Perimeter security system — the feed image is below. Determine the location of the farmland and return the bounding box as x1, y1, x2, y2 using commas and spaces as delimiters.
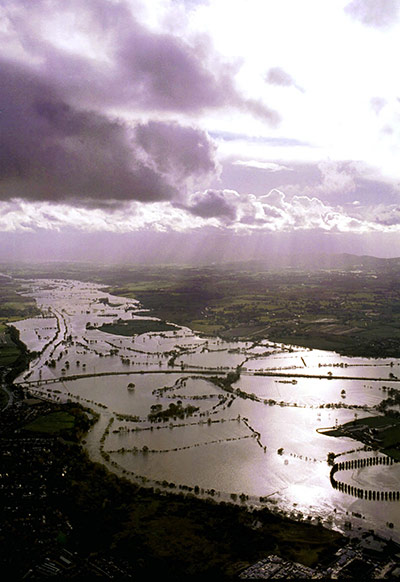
0, 274, 39, 367
3, 256, 400, 358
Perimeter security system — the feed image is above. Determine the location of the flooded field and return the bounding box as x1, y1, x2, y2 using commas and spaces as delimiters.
12, 278, 400, 541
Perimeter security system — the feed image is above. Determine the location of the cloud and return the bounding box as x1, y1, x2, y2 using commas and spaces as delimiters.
2, 0, 279, 122
0, 199, 209, 233
366, 205, 400, 226
274, 159, 400, 209
232, 160, 292, 172
182, 187, 385, 233
0, 0, 282, 208
1, 188, 398, 236
370, 97, 387, 114
278, 160, 358, 203
185, 189, 239, 220
317, 160, 356, 195
209, 132, 308, 147
345, 0, 400, 27
116, 21, 279, 121
254, 189, 376, 233
0, 60, 219, 206
265, 67, 304, 92
134, 121, 219, 191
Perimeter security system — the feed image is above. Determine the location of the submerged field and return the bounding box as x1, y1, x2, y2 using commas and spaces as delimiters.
6, 256, 400, 358
6, 272, 400, 546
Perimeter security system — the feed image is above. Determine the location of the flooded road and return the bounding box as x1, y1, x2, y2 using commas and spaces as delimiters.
12, 278, 400, 541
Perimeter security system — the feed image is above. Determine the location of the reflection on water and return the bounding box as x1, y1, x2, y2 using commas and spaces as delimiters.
12, 278, 400, 542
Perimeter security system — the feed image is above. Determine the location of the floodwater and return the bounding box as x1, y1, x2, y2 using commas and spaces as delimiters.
12, 278, 400, 541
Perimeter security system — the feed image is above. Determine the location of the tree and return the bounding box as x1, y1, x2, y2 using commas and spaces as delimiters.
327, 452, 336, 466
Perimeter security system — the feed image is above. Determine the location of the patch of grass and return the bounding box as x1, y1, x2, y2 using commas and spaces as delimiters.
23, 411, 75, 435
324, 415, 400, 459
0, 344, 21, 367
383, 448, 400, 461
97, 319, 177, 336
190, 320, 222, 334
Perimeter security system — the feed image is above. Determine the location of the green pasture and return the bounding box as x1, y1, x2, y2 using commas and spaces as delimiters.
23, 411, 75, 435
98, 319, 177, 336
0, 344, 21, 367
324, 415, 400, 459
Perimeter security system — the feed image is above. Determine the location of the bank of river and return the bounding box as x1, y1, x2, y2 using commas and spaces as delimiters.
12, 278, 400, 542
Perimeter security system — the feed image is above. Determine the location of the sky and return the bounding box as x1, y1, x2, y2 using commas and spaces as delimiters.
1, 0, 400, 263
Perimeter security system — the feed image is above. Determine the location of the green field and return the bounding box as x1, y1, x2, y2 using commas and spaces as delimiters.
97, 319, 177, 336
23, 411, 75, 435
323, 415, 400, 459
3, 256, 400, 357
0, 276, 40, 368
0, 342, 21, 367
102, 264, 400, 357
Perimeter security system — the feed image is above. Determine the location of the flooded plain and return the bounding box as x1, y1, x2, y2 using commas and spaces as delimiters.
12, 278, 400, 541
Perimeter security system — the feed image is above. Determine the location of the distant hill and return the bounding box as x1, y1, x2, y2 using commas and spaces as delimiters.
215, 253, 400, 272
2, 253, 400, 280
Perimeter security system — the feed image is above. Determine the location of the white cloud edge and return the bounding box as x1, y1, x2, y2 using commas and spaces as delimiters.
1, 191, 399, 235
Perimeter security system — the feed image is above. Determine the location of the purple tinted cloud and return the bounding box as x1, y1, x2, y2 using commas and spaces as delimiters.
265, 67, 296, 87
209, 132, 308, 147
116, 13, 278, 119
135, 121, 218, 184
117, 25, 230, 112
0, 60, 219, 206
265, 67, 303, 92
186, 189, 238, 220
370, 97, 387, 114
370, 205, 400, 226
5, 0, 279, 121
0, 0, 281, 208
179, 186, 378, 234
345, 0, 400, 27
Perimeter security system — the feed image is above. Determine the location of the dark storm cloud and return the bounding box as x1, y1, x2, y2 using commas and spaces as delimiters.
110, 20, 279, 121
4, 0, 279, 122
134, 121, 218, 181
117, 25, 229, 112
0, 60, 219, 206
0, 0, 281, 206
345, 0, 400, 27
185, 189, 238, 220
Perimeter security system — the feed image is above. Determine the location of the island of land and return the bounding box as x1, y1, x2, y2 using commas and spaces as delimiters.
321, 415, 400, 461
95, 318, 177, 336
